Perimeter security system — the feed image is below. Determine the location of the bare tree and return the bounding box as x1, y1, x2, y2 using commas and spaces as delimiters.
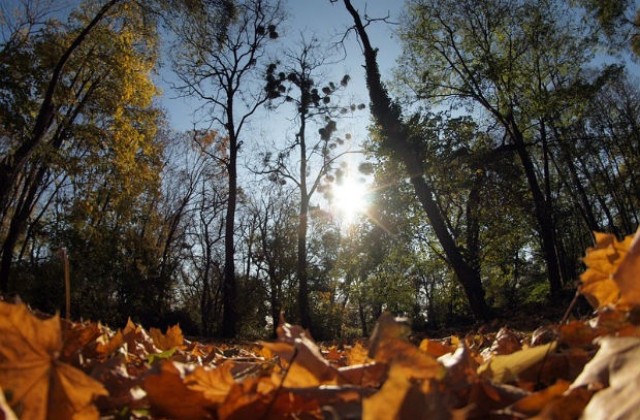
173, 0, 284, 337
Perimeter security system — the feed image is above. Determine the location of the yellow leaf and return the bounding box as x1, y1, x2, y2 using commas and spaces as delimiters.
478, 342, 557, 383
0, 302, 107, 419
580, 232, 632, 309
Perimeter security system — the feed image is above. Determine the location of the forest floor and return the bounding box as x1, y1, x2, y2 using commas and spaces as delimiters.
1, 231, 639, 419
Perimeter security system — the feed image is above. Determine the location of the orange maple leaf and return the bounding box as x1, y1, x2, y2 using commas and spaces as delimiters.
580, 232, 634, 309
0, 302, 107, 419
149, 324, 185, 351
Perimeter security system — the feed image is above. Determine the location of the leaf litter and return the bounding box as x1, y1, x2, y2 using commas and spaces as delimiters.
1, 228, 640, 419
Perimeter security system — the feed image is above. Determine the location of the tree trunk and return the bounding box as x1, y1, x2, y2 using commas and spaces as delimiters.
297, 109, 312, 330
506, 116, 563, 298
343, 0, 490, 320
221, 128, 238, 338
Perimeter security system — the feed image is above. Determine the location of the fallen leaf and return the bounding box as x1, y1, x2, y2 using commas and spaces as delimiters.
532, 386, 593, 420
143, 360, 215, 419
505, 379, 569, 417
489, 327, 522, 355
0, 302, 107, 420
368, 313, 444, 381
185, 361, 236, 404
362, 365, 448, 420
149, 324, 185, 351
419, 338, 456, 358
478, 342, 557, 384
367, 312, 411, 359
60, 320, 102, 363
571, 336, 640, 388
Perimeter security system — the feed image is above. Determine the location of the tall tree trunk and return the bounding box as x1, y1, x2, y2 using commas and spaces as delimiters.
297, 115, 312, 330
342, 0, 490, 320
222, 138, 238, 338
506, 116, 563, 298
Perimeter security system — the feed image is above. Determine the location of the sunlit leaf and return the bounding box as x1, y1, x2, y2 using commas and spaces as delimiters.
580, 232, 633, 309
478, 342, 557, 383
0, 302, 107, 419
143, 361, 215, 419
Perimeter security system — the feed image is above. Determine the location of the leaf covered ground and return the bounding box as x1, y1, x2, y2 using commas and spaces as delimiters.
1, 229, 640, 419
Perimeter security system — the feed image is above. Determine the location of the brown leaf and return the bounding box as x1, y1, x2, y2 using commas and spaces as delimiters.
60, 320, 102, 363
185, 361, 236, 404
532, 386, 593, 420
419, 338, 456, 358
505, 379, 569, 417
368, 313, 444, 381
149, 324, 185, 351
489, 327, 522, 355
279, 336, 339, 387
362, 365, 449, 420
0, 302, 107, 420
143, 360, 215, 419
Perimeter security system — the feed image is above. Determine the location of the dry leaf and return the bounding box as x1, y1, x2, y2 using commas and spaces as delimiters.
505, 379, 569, 417
143, 360, 215, 419
149, 324, 185, 351
478, 342, 557, 383
185, 362, 236, 404
0, 302, 107, 420
580, 232, 633, 309
419, 338, 456, 358
489, 327, 522, 355
362, 365, 448, 420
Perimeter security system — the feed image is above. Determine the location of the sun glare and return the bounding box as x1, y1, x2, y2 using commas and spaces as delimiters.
332, 177, 369, 224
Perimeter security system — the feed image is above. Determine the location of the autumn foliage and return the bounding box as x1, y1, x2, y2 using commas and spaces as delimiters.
1, 230, 640, 419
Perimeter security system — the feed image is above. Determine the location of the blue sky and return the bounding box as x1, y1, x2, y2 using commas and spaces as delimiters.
156, 0, 405, 134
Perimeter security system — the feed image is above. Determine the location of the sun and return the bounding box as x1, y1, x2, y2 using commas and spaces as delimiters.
332, 176, 369, 224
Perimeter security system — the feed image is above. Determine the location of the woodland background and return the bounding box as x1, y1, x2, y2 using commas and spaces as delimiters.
1, 0, 639, 340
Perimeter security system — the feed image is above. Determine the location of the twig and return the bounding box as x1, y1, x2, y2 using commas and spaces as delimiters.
560, 289, 580, 325
60, 248, 70, 320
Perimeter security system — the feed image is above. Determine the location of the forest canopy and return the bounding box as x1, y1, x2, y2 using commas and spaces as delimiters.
0, 0, 639, 340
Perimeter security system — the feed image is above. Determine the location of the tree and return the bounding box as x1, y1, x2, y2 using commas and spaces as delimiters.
340, 0, 491, 320
396, 0, 613, 299
260, 36, 360, 331
173, 0, 284, 337
0, 0, 161, 292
